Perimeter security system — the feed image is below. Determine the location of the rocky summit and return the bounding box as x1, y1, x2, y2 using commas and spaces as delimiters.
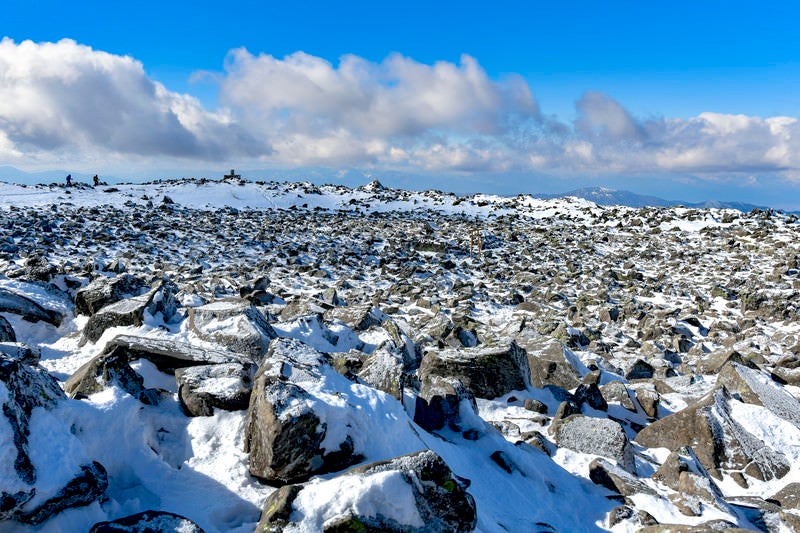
0, 177, 799, 532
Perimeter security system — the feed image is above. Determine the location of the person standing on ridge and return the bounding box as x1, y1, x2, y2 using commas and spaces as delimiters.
93, 175, 100, 187
65, 174, 72, 187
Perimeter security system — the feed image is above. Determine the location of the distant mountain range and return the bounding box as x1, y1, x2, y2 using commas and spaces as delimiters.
0, 166, 771, 212
535, 187, 768, 212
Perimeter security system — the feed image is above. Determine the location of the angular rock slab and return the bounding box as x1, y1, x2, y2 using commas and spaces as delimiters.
74, 273, 149, 316
256, 450, 477, 533
636, 387, 790, 481
0, 286, 64, 326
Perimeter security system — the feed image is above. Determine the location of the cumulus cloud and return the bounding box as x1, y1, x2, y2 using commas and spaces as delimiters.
0, 38, 798, 183
0, 38, 265, 165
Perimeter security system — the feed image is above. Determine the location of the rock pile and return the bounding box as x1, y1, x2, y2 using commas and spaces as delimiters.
0, 179, 799, 531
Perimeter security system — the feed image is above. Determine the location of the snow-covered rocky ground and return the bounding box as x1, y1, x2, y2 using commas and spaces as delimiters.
1, 177, 799, 532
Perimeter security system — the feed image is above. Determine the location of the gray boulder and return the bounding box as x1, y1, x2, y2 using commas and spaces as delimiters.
102, 334, 251, 370
0, 342, 40, 365
176, 362, 256, 416
80, 289, 155, 344
517, 336, 585, 390
325, 303, 388, 331
555, 415, 636, 473
416, 341, 528, 400
636, 387, 791, 481
414, 375, 478, 433
64, 345, 160, 405
255, 450, 476, 533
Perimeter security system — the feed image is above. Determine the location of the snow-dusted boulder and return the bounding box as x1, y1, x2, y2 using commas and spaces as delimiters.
64, 344, 160, 405
556, 415, 636, 473
74, 273, 149, 316
88, 510, 205, 533
189, 299, 277, 360
0, 342, 40, 365
176, 362, 256, 416
1, 355, 108, 524
255, 450, 477, 532
103, 334, 252, 369
413, 375, 478, 433
244, 338, 423, 484
518, 336, 586, 390
325, 303, 387, 332
80, 289, 155, 344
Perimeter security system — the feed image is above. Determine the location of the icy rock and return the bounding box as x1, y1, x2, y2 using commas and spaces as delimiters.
255, 450, 476, 533
416, 341, 529, 400
88, 510, 205, 532
188, 299, 277, 360
146, 278, 180, 323
175, 362, 256, 416
651, 446, 731, 517
0, 286, 64, 326
555, 415, 636, 473
0, 314, 15, 342
74, 273, 149, 316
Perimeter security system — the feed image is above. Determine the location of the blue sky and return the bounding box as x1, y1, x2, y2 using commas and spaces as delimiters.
2, 0, 800, 207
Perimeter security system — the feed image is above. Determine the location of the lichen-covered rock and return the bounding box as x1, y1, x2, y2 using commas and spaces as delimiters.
88, 510, 205, 532
176, 362, 256, 416
255, 450, 476, 533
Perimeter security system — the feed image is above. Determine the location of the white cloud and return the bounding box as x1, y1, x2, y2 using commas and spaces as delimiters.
0, 38, 798, 185
0, 38, 264, 166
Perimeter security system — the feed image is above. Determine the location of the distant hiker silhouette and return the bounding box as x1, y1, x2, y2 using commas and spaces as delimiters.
93, 175, 100, 186
65, 174, 72, 187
